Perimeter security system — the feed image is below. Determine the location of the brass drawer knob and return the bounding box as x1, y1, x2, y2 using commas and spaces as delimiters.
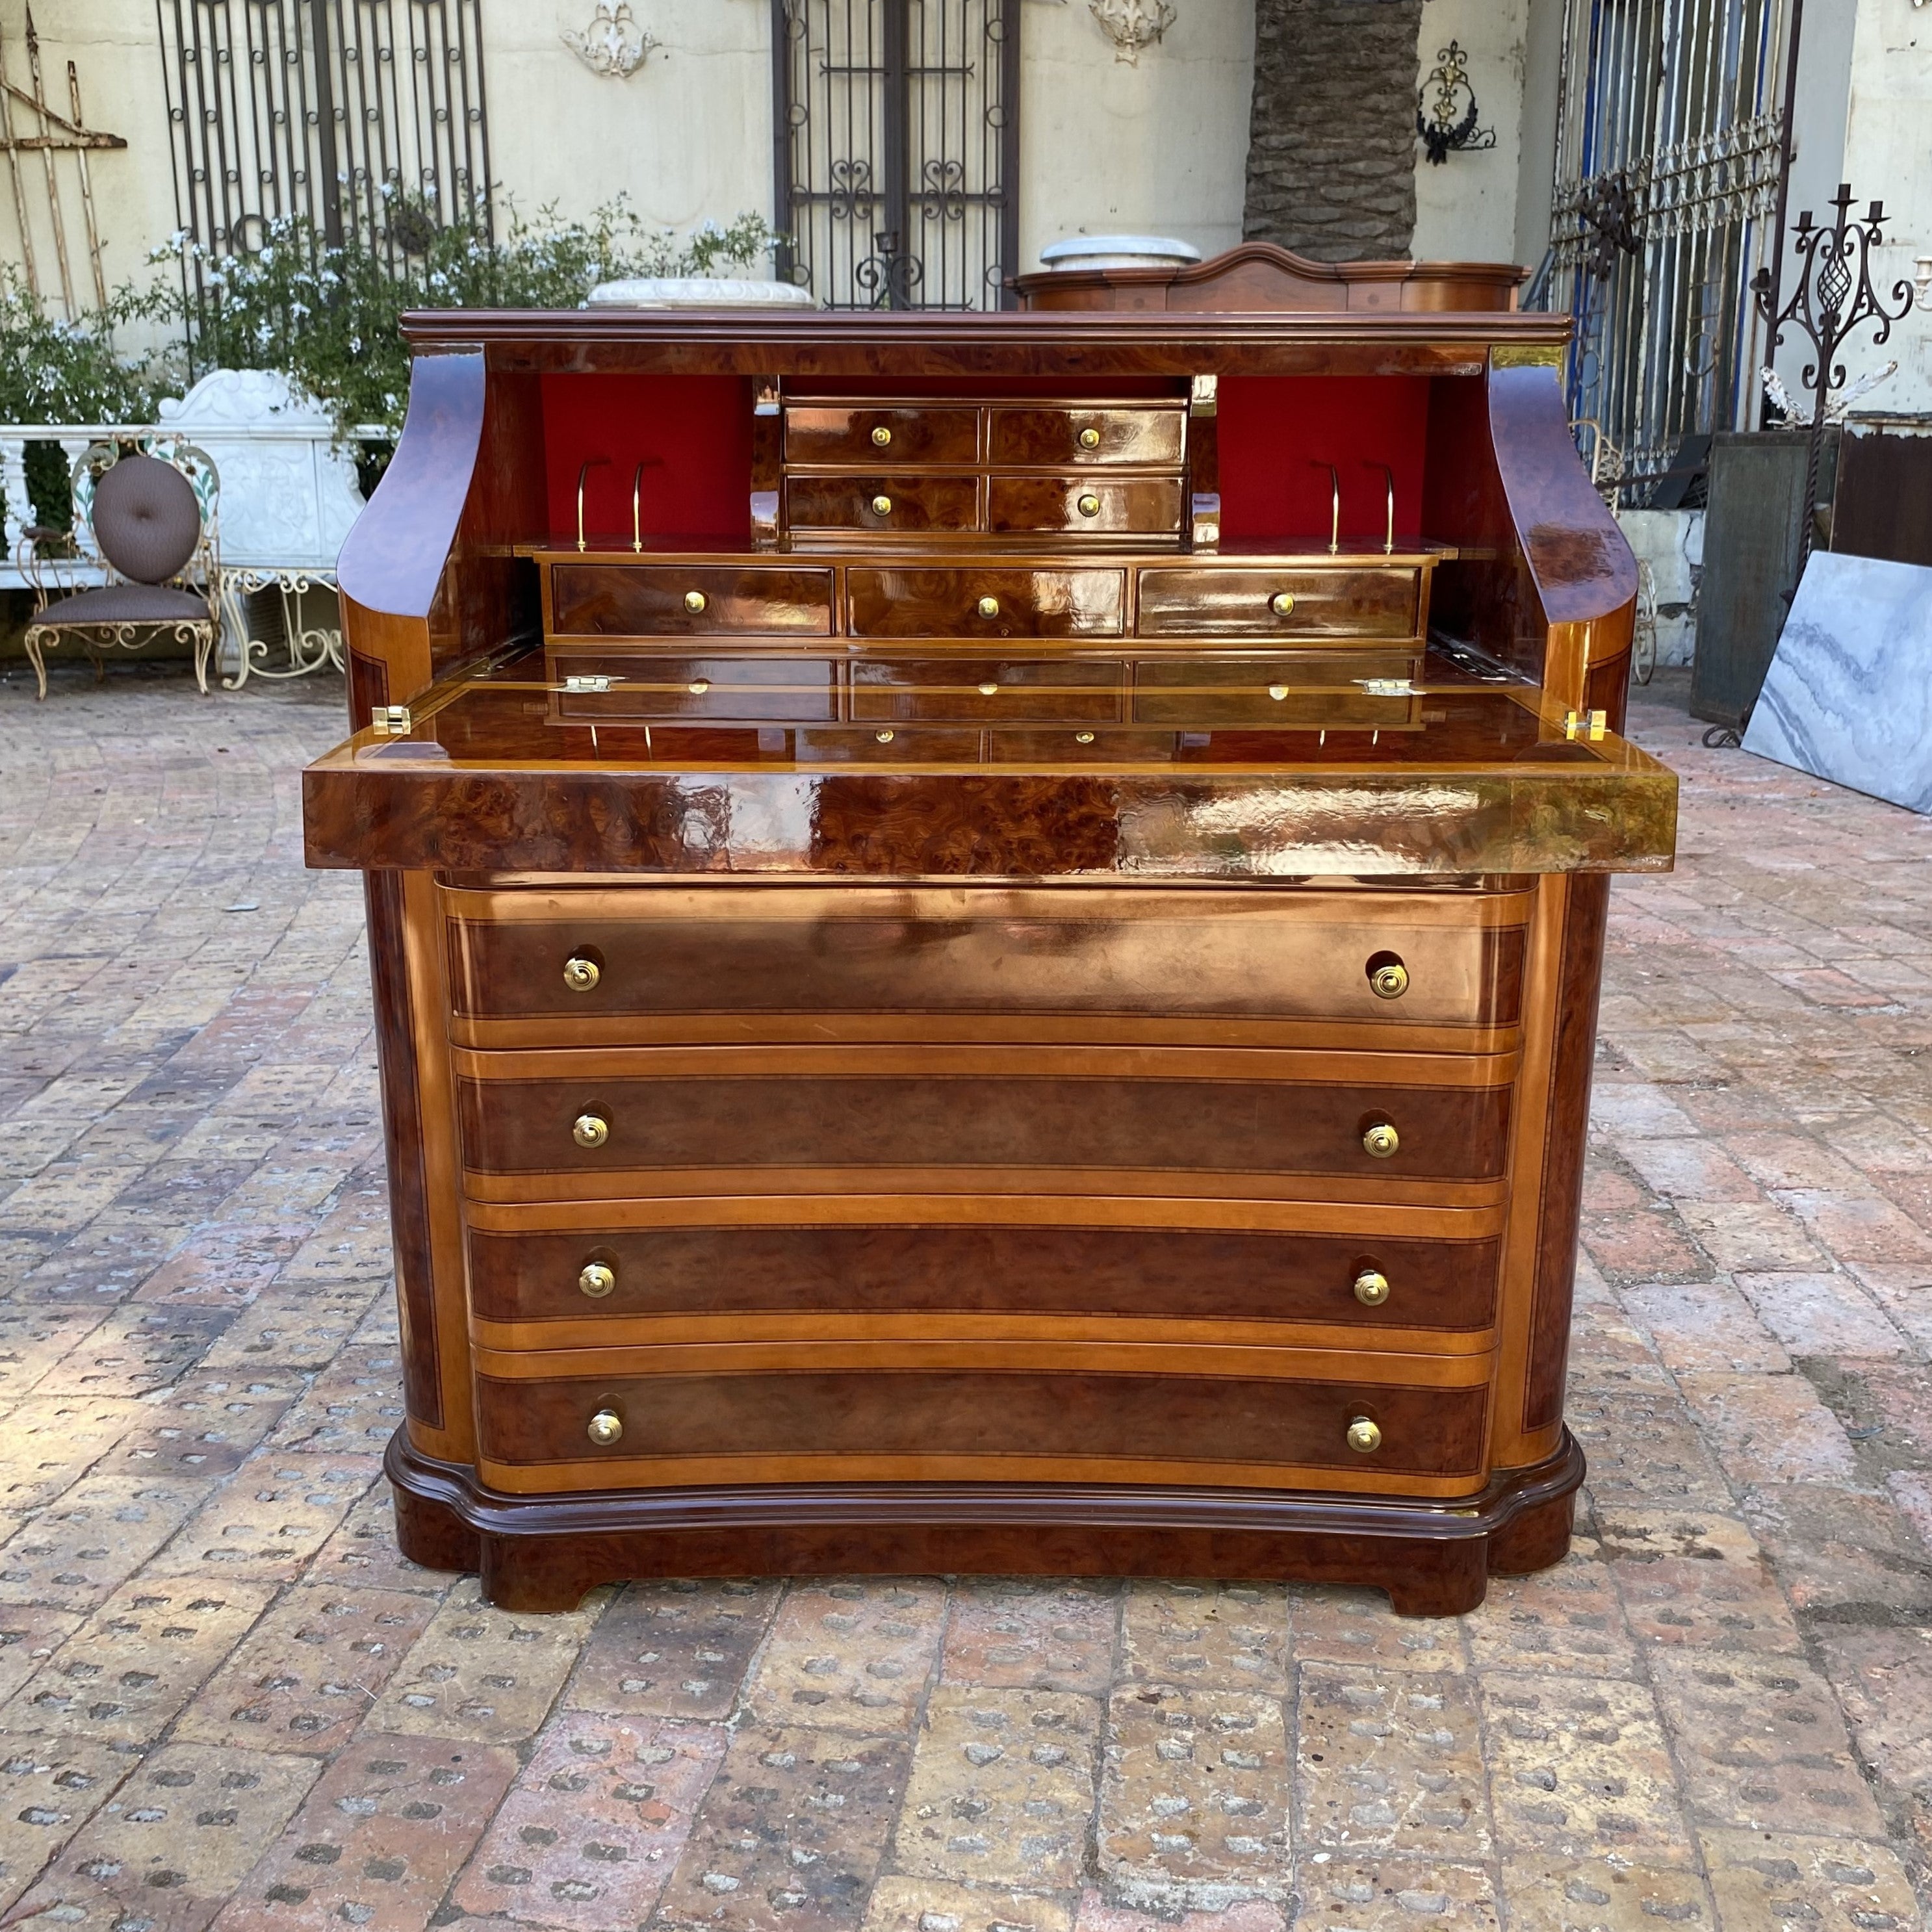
579, 1261, 617, 1298
871, 494, 893, 516
1369, 959, 1410, 999
683, 589, 708, 614
1270, 591, 1296, 617
688, 679, 711, 695
562, 955, 601, 993
1075, 731, 1096, 745
1346, 1416, 1383, 1454
1353, 1269, 1391, 1307
1077, 425, 1101, 450
587, 1408, 623, 1447
871, 424, 893, 447
573, 1112, 611, 1149
875, 729, 895, 743
977, 682, 999, 697
1361, 1122, 1400, 1159
1076, 491, 1102, 517
1267, 684, 1289, 702
976, 595, 1000, 619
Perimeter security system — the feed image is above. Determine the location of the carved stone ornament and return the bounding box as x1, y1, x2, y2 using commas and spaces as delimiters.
1090, 0, 1176, 63
562, 1, 656, 79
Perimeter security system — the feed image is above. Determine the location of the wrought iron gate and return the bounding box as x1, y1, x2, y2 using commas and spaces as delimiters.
157, 0, 492, 268
1531, 0, 1788, 500
771, 0, 1020, 310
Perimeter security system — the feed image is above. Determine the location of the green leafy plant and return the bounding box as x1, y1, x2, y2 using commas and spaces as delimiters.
152, 196, 783, 440
0, 270, 183, 528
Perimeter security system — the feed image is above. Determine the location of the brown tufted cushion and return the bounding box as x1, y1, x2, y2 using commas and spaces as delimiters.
90, 454, 202, 584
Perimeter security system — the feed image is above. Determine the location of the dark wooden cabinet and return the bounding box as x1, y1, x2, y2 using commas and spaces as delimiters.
307, 296, 1674, 1616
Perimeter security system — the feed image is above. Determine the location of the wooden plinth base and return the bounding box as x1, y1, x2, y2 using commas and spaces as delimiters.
385, 1430, 1584, 1616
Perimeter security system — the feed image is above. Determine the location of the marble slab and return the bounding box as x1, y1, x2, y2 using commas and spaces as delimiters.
1742, 548, 1932, 814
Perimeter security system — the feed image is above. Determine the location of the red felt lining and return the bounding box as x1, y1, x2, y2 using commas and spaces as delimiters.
1218, 376, 1432, 545
541, 374, 751, 545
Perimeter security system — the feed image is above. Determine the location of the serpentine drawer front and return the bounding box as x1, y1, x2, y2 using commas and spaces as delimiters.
462, 1213, 1505, 1336
451, 1053, 1516, 1196
470, 1356, 1495, 1494
441, 883, 1531, 1043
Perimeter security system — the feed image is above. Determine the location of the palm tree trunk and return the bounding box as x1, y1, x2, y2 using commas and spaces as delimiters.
1244, 0, 1425, 261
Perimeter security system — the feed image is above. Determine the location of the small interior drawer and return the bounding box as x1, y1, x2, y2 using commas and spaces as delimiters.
987, 407, 1185, 467
1137, 568, 1423, 640
988, 475, 1184, 537
846, 567, 1127, 638
548, 565, 834, 637
784, 405, 979, 467
784, 474, 980, 535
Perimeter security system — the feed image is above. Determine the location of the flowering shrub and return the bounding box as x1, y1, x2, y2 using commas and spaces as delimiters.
151, 197, 781, 439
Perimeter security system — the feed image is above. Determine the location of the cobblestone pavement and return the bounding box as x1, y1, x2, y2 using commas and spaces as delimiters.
3, 658, 1931, 1931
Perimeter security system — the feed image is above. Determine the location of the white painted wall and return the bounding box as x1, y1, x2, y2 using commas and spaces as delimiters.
1832, 0, 1932, 419
1410, 0, 1532, 267
1016, 0, 1254, 268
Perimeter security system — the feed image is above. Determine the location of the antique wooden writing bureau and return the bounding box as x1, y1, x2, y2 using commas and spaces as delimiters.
303, 263, 1676, 1615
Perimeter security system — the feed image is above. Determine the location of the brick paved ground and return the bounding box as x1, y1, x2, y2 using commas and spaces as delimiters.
3, 657, 1931, 1931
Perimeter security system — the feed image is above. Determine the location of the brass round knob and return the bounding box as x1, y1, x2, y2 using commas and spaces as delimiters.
1267, 684, 1289, 702
562, 955, 601, 994
1074, 732, 1096, 745
688, 679, 711, 695
976, 595, 1000, 619
1346, 1416, 1383, 1454
977, 682, 999, 697
587, 1409, 623, 1447
1361, 1122, 1400, 1160
875, 730, 895, 743
1076, 492, 1102, 518
573, 1113, 610, 1150
871, 424, 893, 447
1270, 591, 1296, 617
1077, 426, 1101, 450
1369, 959, 1410, 1000
1353, 1269, 1391, 1307
870, 494, 893, 517
578, 1261, 616, 1299
683, 589, 708, 614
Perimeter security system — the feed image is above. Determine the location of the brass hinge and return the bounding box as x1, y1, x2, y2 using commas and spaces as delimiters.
1189, 372, 1218, 417
562, 675, 619, 694
1564, 708, 1608, 741
370, 705, 413, 736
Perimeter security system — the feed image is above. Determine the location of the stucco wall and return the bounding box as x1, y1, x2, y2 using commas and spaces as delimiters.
1409, 0, 1532, 267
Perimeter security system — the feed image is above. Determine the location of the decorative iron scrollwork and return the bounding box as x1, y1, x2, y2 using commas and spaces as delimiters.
855, 228, 923, 309
919, 158, 967, 224
1753, 181, 1914, 568
827, 159, 877, 225
1575, 170, 1643, 279
1417, 41, 1495, 165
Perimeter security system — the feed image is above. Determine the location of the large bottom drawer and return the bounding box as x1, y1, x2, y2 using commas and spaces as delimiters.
470, 1351, 1493, 1495
464, 1215, 1501, 1335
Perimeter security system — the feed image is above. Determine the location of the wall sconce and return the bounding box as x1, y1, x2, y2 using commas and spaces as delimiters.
1090, 0, 1176, 64
1417, 41, 1496, 164
563, 1, 656, 79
